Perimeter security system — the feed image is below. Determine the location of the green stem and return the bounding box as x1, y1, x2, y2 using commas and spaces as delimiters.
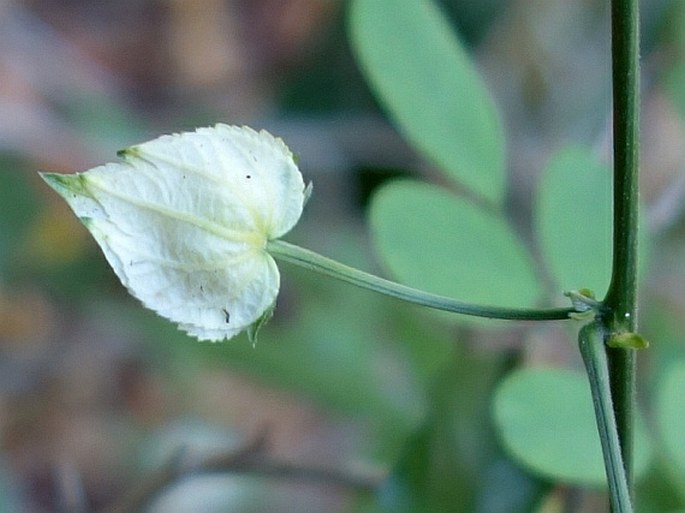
603, 0, 640, 494
579, 322, 634, 513
268, 240, 575, 321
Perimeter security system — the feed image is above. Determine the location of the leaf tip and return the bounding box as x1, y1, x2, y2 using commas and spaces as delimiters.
117, 146, 140, 159
246, 300, 276, 347
607, 332, 650, 350
565, 289, 602, 319
39, 171, 91, 198
303, 181, 314, 207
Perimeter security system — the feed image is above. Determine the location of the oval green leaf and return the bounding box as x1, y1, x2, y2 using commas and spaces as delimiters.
536, 147, 612, 296
370, 181, 540, 309
656, 361, 685, 481
493, 368, 652, 487
349, 0, 505, 204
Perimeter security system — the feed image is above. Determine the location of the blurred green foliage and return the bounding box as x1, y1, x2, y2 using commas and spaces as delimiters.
349, 0, 505, 204
370, 180, 541, 309
493, 368, 652, 487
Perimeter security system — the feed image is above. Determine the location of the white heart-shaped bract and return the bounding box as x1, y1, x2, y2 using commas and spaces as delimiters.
42, 125, 306, 341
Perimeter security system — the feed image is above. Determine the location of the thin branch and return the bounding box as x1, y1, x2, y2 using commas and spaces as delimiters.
99, 429, 383, 513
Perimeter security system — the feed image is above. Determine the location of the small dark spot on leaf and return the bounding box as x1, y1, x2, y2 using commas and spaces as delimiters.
222, 308, 230, 323
246, 175, 251, 179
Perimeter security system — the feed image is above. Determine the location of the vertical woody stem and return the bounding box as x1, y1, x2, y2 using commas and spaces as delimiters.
604, 0, 640, 497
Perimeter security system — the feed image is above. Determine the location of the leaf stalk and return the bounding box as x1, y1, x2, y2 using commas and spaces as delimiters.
268, 240, 575, 322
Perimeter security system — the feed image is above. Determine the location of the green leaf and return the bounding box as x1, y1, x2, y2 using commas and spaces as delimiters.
536, 146, 650, 297
664, 3, 685, 120
493, 368, 652, 487
370, 181, 540, 310
656, 361, 685, 486
349, 0, 505, 204
536, 147, 612, 296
